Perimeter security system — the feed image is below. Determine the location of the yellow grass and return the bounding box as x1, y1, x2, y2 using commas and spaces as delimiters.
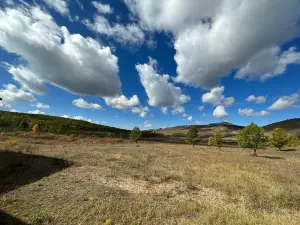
1, 136, 300, 224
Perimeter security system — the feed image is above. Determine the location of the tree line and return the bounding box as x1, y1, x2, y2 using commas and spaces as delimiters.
183, 122, 300, 156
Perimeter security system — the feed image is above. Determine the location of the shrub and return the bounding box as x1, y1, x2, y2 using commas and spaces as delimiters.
130, 127, 141, 143
270, 128, 288, 150
7, 139, 19, 146
237, 122, 267, 156
32, 124, 39, 132
186, 126, 199, 146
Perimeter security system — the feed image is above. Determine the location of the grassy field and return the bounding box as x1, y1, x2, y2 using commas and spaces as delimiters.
1, 134, 300, 225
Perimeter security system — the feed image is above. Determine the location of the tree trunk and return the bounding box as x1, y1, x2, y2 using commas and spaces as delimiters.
136, 140, 138, 144
253, 149, 257, 157
193, 143, 195, 147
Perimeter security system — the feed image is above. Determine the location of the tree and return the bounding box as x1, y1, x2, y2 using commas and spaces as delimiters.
209, 128, 223, 150
130, 127, 141, 143
287, 135, 300, 148
186, 126, 199, 146
208, 137, 216, 147
237, 122, 267, 156
270, 128, 288, 151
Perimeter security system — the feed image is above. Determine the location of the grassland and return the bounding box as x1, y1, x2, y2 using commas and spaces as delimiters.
1, 133, 300, 225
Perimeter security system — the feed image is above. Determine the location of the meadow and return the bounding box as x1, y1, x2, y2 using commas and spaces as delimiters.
1, 133, 300, 225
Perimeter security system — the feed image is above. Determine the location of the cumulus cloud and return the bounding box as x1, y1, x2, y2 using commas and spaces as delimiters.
144, 121, 152, 128
28, 110, 45, 115
195, 121, 202, 125
161, 107, 168, 114
132, 106, 149, 118
43, 0, 69, 15
246, 95, 267, 104
124, 0, 300, 89
92, 1, 113, 14
84, 15, 145, 45
238, 108, 270, 117
213, 106, 228, 118
0, 84, 35, 104
72, 98, 103, 110
35, 102, 50, 109
202, 86, 234, 107
171, 106, 185, 115
0, 6, 121, 97
104, 95, 140, 109
236, 47, 300, 81
136, 58, 190, 107
268, 94, 299, 110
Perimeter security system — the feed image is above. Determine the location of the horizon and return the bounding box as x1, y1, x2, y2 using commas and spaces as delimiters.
0, 0, 300, 130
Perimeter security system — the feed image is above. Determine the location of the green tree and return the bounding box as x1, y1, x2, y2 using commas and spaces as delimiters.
210, 128, 223, 150
287, 135, 300, 148
237, 122, 267, 156
208, 137, 216, 147
32, 124, 39, 132
130, 127, 141, 143
186, 126, 199, 146
270, 128, 288, 150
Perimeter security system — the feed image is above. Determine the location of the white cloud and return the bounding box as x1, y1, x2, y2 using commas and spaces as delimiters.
202, 86, 234, 107
223, 97, 235, 107
35, 102, 50, 109
92, 1, 113, 14
62, 115, 69, 118
43, 0, 69, 15
238, 108, 270, 117
144, 121, 152, 128
161, 106, 168, 114
236, 47, 300, 81
0, 101, 12, 111
72, 98, 103, 110
104, 95, 140, 109
28, 110, 45, 115
73, 116, 92, 122
132, 106, 149, 118
195, 121, 202, 125
172, 106, 185, 115
198, 106, 204, 111
84, 15, 144, 45
0, 84, 35, 104
246, 95, 267, 104
213, 106, 228, 118
187, 116, 193, 121
125, 0, 300, 89
136, 58, 190, 107
0, 6, 121, 97
268, 94, 299, 110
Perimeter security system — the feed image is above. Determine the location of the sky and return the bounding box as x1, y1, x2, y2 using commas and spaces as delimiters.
0, 0, 299, 130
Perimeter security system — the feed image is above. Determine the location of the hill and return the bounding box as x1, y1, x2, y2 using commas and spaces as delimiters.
263, 118, 300, 135
0, 111, 130, 137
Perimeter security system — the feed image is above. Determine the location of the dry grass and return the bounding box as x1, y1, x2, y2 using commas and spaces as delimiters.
1, 134, 300, 224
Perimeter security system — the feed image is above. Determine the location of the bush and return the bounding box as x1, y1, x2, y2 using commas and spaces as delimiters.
237, 122, 267, 156
7, 139, 19, 146
186, 126, 199, 146
270, 128, 288, 150
32, 124, 39, 132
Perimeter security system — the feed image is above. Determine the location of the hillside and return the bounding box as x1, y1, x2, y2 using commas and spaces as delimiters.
0, 111, 130, 137
263, 118, 300, 135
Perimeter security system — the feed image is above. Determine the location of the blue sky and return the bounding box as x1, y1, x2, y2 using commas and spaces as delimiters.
0, 0, 299, 130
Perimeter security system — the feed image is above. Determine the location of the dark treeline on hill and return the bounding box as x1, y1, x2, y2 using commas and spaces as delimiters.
0, 111, 129, 137
0, 111, 161, 138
